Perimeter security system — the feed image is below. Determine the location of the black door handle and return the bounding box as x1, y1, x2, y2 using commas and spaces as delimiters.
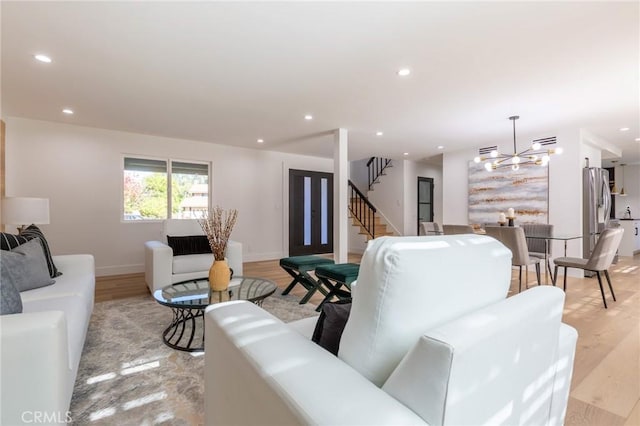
635, 227, 638, 236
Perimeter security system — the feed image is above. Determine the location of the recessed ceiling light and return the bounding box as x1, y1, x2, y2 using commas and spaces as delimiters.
403, 152, 409, 156
257, 139, 264, 143
62, 108, 74, 115
619, 127, 630, 132
376, 131, 383, 136
437, 145, 444, 150
34, 54, 52, 63
397, 68, 411, 77
304, 115, 313, 120
635, 137, 640, 142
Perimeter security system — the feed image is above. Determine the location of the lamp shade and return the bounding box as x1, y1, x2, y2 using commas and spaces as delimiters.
1, 197, 50, 226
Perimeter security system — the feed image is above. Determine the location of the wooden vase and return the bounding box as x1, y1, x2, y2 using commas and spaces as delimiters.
209, 259, 231, 292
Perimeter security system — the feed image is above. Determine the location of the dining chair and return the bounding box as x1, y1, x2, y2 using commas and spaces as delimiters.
420, 222, 441, 235
485, 226, 542, 292
521, 224, 554, 278
442, 224, 475, 235
552, 228, 624, 308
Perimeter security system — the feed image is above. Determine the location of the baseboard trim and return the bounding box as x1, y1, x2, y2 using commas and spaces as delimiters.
96, 264, 144, 277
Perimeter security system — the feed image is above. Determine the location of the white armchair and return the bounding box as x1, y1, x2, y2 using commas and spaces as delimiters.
144, 219, 243, 293
204, 235, 578, 425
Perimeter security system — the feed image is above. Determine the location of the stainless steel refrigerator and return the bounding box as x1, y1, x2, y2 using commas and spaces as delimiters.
582, 164, 612, 266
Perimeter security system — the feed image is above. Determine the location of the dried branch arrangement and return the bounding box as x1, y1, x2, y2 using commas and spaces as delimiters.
198, 206, 238, 260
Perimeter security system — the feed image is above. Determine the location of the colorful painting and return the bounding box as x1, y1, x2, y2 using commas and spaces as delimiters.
468, 162, 548, 225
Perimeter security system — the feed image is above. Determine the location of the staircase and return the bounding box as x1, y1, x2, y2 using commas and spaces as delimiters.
367, 157, 393, 190
348, 157, 396, 241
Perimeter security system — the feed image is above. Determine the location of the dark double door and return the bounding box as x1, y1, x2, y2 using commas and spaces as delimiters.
289, 169, 333, 256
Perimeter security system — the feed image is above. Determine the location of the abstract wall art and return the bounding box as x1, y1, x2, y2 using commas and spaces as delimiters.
468, 162, 548, 225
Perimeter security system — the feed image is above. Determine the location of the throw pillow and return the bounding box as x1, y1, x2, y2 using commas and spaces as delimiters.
1, 238, 55, 292
311, 299, 352, 356
167, 235, 212, 256
0, 231, 29, 251
0, 266, 23, 315
20, 224, 61, 278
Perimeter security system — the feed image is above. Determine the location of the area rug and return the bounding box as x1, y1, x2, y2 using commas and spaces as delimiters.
69, 294, 318, 425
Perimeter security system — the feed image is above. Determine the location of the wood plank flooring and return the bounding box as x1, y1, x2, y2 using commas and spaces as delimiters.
95, 253, 640, 425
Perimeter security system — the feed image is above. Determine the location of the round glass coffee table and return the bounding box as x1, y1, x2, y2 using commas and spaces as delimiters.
153, 276, 277, 352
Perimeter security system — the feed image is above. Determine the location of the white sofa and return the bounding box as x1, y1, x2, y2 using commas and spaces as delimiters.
144, 219, 243, 293
204, 235, 578, 425
0, 254, 95, 426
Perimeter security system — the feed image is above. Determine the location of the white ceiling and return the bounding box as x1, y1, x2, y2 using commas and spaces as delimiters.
2, 1, 639, 164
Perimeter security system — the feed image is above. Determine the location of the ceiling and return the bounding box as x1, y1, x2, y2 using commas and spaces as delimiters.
2, 1, 639, 164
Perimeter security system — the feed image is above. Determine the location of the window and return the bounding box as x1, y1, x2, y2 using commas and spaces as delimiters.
123, 157, 210, 221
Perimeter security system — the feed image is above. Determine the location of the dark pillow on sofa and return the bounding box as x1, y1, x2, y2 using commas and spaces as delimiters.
311, 299, 352, 356
1, 238, 55, 292
19, 224, 61, 278
167, 235, 212, 256
0, 266, 23, 315
0, 231, 30, 251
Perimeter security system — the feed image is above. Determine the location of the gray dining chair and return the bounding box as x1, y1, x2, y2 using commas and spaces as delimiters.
521, 224, 554, 278
485, 226, 542, 292
442, 224, 475, 235
421, 222, 441, 235
552, 228, 624, 308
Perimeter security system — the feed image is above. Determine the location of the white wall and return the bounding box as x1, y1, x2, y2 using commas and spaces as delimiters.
4, 118, 333, 276
613, 164, 639, 219
349, 158, 369, 193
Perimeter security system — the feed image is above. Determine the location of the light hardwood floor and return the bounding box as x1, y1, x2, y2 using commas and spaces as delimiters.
96, 253, 640, 425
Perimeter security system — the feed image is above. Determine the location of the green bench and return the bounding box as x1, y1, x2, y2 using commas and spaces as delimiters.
314, 263, 360, 311
279, 255, 335, 304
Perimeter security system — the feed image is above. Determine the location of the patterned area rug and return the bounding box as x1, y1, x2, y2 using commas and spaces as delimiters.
70, 294, 318, 425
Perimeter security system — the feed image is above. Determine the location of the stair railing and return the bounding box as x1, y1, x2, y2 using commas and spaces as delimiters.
367, 157, 393, 190
348, 180, 377, 239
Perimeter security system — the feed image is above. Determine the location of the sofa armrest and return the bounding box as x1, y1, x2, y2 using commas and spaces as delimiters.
52, 254, 95, 277
225, 240, 243, 276
144, 240, 173, 293
205, 301, 425, 426
1, 311, 71, 425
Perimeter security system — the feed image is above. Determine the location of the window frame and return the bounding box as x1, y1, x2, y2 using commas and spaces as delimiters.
121, 154, 212, 223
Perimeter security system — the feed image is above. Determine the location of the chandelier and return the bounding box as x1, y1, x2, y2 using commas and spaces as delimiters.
474, 116, 562, 171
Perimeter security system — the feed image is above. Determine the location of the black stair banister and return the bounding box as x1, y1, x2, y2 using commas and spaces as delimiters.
367, 157, 393, 190
348, 180, 377, 239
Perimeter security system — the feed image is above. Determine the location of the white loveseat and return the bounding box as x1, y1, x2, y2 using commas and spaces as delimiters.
0, 254, 95, 426
204, 235, 578, 425
144, 219, 243, 293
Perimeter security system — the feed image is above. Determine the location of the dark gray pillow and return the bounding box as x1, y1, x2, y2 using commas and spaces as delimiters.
311, 300, 352, 356
1, 238, 55, 292
0, 269, 23, 315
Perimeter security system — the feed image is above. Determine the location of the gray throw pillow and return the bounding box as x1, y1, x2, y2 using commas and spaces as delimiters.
0, 270, 23, 315
1, 238, 55, 292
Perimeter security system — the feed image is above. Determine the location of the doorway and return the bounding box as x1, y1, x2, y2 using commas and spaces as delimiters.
417, 177, 434, 234
289, 169, 333, 256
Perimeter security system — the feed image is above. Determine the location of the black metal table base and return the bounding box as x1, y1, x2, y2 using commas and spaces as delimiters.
162, 307, 205, 352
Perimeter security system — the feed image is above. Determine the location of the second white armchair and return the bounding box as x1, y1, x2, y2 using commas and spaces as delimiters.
144, 219, 243, 293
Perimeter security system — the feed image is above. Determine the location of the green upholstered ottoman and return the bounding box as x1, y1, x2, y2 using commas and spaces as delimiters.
314, 263, 360, 311
279, 255, 334, 304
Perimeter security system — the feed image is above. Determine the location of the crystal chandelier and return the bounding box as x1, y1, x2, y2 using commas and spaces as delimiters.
474, 116, 562, 171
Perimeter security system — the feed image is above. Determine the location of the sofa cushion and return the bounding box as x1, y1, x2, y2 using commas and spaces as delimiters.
21, 255, 95, 310
0, 272, 23, 315
0, 232, 29, 250
20, 224, 61, 278
312, 300, 352, 355
22, 294, 89, 370
167, 235, 211, 256
339, 235, 512, 387
1, 238, 55, 292
173, 253, 214, 274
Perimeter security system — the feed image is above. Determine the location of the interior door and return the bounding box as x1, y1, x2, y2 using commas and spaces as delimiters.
289, 169, 333, 256
417, 177, 434, 234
